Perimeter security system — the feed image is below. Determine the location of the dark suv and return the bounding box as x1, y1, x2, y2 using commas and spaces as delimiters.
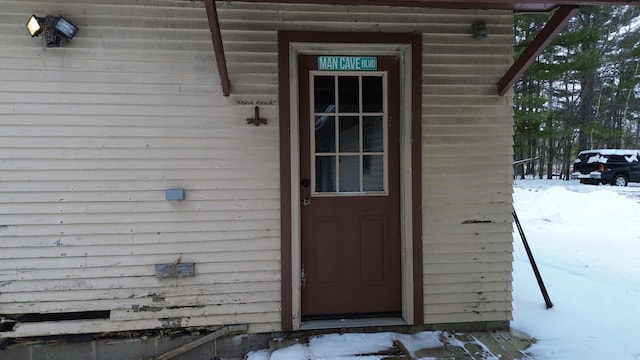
571, 149, 640, 186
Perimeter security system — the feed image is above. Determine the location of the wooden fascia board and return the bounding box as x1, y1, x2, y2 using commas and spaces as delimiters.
204, 0, 231, 97
498, 5, 580, 96
222, 0, 635, 12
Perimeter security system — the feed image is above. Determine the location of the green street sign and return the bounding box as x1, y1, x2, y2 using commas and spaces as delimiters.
317, 56, 378, 71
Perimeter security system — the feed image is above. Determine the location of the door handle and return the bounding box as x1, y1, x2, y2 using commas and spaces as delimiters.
302, 197, 311, 207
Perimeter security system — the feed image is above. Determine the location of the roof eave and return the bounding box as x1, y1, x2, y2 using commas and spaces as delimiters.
219, 0, 637, 12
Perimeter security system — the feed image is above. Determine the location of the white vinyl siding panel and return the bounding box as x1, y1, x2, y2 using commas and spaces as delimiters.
421, 14, 515, 324
0, 0, 514, 337
214, 3, 515, 325
0, 0, 280, 337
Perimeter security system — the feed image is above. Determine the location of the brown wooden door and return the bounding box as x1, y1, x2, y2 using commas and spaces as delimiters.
299, 55, 401, 318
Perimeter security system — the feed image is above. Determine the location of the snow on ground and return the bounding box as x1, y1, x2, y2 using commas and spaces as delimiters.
247, 331, 469, 360
265, 332, 445, 360
512, 178, 640, 360
247, 179, 640, 360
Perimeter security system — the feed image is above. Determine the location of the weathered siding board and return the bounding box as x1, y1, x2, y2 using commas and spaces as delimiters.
2, 263, 280, 287
0, 228, 275, 245
1, 237, 280, 259
1, 290, 282, 314
421, 312, 513, 325
424, 292, 511, 306
2, 271, 281, 294
1, 0, 515, 337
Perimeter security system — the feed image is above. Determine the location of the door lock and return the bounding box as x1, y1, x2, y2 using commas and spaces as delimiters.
302, 197, 311, 207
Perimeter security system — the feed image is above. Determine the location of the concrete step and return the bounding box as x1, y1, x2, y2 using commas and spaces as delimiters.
267, 329, 534, 360
395, 330, 534, 360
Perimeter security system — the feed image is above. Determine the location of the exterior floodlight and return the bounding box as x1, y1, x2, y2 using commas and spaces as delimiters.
26, 15, 43, 37
26, 14, 79, 47
54, 16, 79, 39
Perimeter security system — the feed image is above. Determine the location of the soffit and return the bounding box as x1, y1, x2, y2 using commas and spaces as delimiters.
210, 0, 637, 12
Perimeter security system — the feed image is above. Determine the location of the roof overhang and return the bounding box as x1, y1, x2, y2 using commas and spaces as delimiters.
216, 0, 634, 12
498, 5, 579, 95
204, 0, 637, 97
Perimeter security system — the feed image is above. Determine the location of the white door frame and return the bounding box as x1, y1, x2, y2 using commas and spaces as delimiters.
287, 42, 416, 330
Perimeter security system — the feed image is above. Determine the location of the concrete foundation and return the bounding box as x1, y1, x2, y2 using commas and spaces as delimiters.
0, 321, 513, 360
0, 330, 270, 360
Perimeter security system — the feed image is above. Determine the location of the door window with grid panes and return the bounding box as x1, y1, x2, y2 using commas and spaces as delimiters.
311, 73, 388, 195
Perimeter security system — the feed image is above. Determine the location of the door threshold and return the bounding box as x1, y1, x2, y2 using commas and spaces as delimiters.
299, 317, 406, 330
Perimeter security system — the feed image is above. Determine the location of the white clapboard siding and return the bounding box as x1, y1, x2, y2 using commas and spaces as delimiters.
213, 1, 516, 328
1, 0, 515, 337
0, 0, 282, 337
421, 9, 515, 323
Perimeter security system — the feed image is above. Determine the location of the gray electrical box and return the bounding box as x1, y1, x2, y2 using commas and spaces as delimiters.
165, 189, 185, 201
